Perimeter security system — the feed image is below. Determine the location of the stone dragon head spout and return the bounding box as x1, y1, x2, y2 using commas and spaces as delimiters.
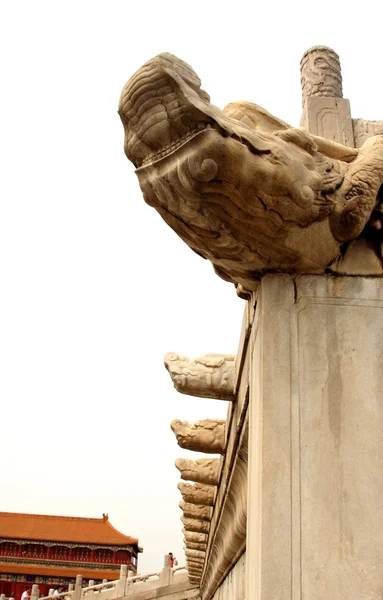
119, 52, 383, 289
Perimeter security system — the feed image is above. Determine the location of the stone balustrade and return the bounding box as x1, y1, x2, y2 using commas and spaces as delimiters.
32, 558, 198, 600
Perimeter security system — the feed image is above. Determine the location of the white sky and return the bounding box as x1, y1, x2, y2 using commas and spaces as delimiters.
0, 0, 382, 575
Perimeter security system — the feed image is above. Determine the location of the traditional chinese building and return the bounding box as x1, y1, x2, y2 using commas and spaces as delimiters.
0, 512, 142, 598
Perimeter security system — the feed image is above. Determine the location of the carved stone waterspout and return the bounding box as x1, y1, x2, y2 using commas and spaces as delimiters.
180, 500, 212, 521
184, 541, 207, 551
178, 482, 216, 506
188, 566, 203, 574
164, 352, 235, 400
185, 549, 206, 560
171, 419, 225, 454
183, 530, 208, 544
119, 52, 383, 292
181, 516, 210, 534
175, 457, 220, 485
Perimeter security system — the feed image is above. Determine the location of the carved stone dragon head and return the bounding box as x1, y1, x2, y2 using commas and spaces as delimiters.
119, 53, 383, 291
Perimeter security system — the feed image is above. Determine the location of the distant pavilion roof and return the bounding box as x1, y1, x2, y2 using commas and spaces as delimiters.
0, 512, 141, 549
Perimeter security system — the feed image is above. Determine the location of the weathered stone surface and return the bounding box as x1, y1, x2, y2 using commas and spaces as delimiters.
353, 119, 383, 148
120, 52, 383, 291
178, 482, 215, 506
300, 46, 354, 147
188, 573, 202, 581
164, 352, 235, 400
301, 96, 354, 146
187, 562, 203, 569
188, 568, 204, 577
185, 549, 206, 560
184, 541, 207, 551
186, 558, 205, 567
171, 419, 225, 454
300, 47, 383, 154
329, 237, 383, 275
176, 457, 220, 486
187, 568, 203, 576
209, 553, 246, 600
246, 274, 383, 600
181, 516, 210, 534
301, 45, 343, 100
183, 530, 208, 545
179, 500, 212, 521
201, 431, 248, 600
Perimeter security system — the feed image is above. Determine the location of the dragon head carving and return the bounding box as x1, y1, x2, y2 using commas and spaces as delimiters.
119, 53, 383, 290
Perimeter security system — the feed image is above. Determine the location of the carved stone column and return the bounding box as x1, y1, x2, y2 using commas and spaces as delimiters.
246, 274, 383, 600
300, 46, 354, 147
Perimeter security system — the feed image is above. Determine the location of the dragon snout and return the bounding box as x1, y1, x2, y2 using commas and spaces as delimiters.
119, 53, 213, 168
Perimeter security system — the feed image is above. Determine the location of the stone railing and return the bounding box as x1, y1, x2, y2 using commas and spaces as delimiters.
9, 558, 193, 600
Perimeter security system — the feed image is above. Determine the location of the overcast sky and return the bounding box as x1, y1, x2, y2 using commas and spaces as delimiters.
1, 0, 382, 575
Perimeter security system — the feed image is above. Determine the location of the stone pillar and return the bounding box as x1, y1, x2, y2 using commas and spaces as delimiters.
300, 46, 354, 147
73, 575, 83, 600
246, 274, 383, 600
87, 581, 94, 589
67, 585, 74, 593
30, 585, 39, 600
160, 554, 171, 586
117, 565, 127, 596
48, 589, 54, 597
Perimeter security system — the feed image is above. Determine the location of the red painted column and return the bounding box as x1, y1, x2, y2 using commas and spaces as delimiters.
91, 549, 94, 562
113, 550, 116, 564
69, 548, 73, 561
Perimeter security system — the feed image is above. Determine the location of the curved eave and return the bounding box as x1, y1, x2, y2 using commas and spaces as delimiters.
0, 512, 140, 547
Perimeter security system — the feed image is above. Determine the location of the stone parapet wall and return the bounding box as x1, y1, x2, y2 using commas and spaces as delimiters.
199, 305, 253, 599
209, 553, 245, 600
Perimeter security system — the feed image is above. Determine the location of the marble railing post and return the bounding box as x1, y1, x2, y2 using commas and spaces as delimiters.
117, 565, 127, 596
67, 585, 73, 593
73, 575, 82, 600
160, 554, 171, 586
30, 585, 39, 600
